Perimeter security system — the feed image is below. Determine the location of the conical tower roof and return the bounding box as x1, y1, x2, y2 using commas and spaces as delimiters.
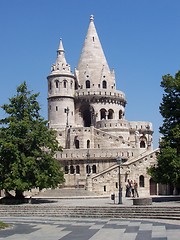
77, 15, 115, 89
50, 38, 71, 74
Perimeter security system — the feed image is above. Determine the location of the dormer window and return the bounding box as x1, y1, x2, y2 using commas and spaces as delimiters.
86, 80, 90, 88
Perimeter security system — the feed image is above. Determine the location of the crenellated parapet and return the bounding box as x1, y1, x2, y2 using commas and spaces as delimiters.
75, 89, 126, 106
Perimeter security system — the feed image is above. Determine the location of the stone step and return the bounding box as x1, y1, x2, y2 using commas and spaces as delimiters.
0, 205, 180, 220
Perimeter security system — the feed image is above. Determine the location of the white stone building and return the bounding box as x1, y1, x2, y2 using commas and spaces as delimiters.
47, 15, 159, 197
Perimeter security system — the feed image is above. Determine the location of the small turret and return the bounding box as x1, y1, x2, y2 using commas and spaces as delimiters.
47, 39, 75, 129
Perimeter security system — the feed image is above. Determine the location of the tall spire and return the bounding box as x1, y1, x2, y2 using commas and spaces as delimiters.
50, 38, 71, 73
77, 15, 115, 89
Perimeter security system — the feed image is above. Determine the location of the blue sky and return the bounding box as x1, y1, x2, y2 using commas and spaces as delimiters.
0, 0, 180, 148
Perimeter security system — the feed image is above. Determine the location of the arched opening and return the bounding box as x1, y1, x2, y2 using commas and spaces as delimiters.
55, 80, 59, 88
86, 165, 91, 175
76, 165, 80, 174
100, 109, 106, 120
150, 178, 157, 195
108, 109, 114, 119
75, 80, 78, 90
119, 110, 123, 119
63, 80, 67, 88
75, 138, 80, 149
70, 165, 75, 174
64, 165, 69, 174
102, 80, 107, 89
92, 165, 96, 173
139, 175, 145, 187
81, 105, 94, 127
86, 80, 90, 88
87, 140, 90, 148
140, 140, 146, 148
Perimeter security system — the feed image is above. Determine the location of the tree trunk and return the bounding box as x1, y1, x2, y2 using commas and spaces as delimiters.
15, 190, 24, 199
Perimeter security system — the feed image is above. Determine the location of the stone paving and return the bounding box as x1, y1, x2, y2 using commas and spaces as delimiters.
0, 190, 180, 239
0, 216, 180, 240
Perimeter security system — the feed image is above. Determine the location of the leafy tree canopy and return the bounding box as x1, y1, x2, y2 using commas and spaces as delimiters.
148, 71, 180, 188
0, 82, 64, 198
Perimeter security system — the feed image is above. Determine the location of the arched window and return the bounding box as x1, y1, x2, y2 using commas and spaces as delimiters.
70, 165, 75, 174
92, 165, 96, 173
139, 175, 145, 187
55, 80, 59, 88
87, 140, 90, 148
63, 80, 67, 88
64, 165, 69, 174
119, 110, 123, 119
75, 139, 79, 149
49, 81, 52, 90
76, 165, 80, 174
86, 80, 90, 88
100, 109, 106, 120
108, 109, 114, 119
70, 81, 73, 88
140, 140, 146, 148
86, 165, 91, 175
102, 80, 107, 89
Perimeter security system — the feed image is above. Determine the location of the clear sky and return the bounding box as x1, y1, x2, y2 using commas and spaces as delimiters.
0, 0, 180, 148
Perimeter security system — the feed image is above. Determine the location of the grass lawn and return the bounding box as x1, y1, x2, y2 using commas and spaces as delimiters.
0, 221, 9, 230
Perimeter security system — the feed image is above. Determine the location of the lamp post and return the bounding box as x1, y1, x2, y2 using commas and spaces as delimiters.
116, 156, 122, 204
86, 150, 90, 176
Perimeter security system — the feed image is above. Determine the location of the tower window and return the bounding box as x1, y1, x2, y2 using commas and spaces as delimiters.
87, 140, 90, 148
64, 166, 69, 174
108, 109, 114, 119
102, 80, 107, 89
119, 110, 123, 119
86, 80, 90, 88
92, 37, 94, 42
100, 109, 106, 120
75, 139, 80, 149
70, 165, 75, 174
55, 80, 59, 88
56, 106, 58, 111
140, 140, 146, 148
63, 80, 67, 88
76, 165, 80, 174
92, 165, 96, 173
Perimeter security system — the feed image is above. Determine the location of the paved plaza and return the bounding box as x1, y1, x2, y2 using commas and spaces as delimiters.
0, 194, 180, 239
0, 216, 180, 240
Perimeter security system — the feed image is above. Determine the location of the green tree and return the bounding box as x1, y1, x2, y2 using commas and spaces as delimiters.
148, 71, 180, 192
0, 82, 64, 198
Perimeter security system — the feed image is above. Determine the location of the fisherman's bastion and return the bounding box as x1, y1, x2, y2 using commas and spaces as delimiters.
47, 15, 164, 197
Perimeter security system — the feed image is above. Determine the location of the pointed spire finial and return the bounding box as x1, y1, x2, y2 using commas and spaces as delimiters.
58, 38, 64, 52
90, 15, 94, 22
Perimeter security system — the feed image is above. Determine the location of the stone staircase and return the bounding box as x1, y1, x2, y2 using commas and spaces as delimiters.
0, 205, 180, 220
35, 188, 99, 197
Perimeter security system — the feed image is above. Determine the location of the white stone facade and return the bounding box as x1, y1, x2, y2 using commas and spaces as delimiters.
47, 15, 158, 197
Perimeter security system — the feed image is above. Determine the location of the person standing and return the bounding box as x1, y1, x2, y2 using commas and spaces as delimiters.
130, 180, 135, 198
134, 180, 139, 197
